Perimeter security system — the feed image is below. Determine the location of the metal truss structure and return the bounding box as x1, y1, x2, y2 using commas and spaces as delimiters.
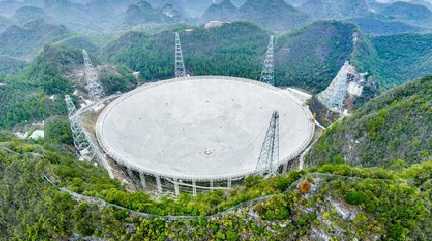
82, 49, 104, 100
174, 32, 186, 78
317, 61, 352, 113
65, 95, 94, 160
260, 35, 275, 86
256, 111, 280, 175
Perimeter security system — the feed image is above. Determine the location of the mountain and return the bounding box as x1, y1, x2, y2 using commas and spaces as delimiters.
348, 15, 425, 35
156, 0, 210, 17
13, 5, 47, 24
104, 21, 361, 93
160, 2, 183, 21
53, 35, 99, 54
276, 21, 360, 92
410, 0, 432, 10
379, 1, 432, 24
0, 0, 25, 17
124, 0, 183, 25
354, 32, 432, 88
0, 16, 13, 33
0, 19, 70, 59
307, 76, 432, 167
0, 55, 26, 75
42, 0, 102, 33
125, 0, 163, 25
40, 0, 132, 33
285, 0, 309, 6
238, 0, 309, 31
0, 41, 135, 129
85, 0, 133, 15
83, 0, 133, 30
0, 45, 74, 129
201, 0, 238, 22
104, 22, 269, 81
300, 0, 371, 20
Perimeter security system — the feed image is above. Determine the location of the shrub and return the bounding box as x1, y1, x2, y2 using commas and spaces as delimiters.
345, 191, 367, 206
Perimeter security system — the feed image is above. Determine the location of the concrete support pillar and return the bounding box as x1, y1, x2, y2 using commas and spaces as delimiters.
192, 180, 197, 196
139, 172, 146, 189
210, 180, 214, 190
174, 179, 180, 196
156, 175, 162, 193
227, 178, 232, 188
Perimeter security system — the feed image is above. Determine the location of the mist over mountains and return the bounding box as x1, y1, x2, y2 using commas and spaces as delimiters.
0, 0, 430, 35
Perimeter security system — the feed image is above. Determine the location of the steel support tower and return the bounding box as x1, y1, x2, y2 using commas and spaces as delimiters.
65, 95, 94, 159
174, 32, 186, 78
256, 111, 280, 175
317, 61, 351, 113
82, 49, 104, 100
260, 35, 275, 86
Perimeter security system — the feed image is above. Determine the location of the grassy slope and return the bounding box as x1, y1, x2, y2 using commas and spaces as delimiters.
307, 76, 432, 167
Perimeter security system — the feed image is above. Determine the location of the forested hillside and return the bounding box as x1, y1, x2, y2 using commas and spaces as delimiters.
0, 19, 70, 59
307, 76, 432, 167
103, 22, 268, 81
378, 1, 432, 26
0, 15, 12, 32
348, 16, 424, 36
0, 45, 76, 129
107, 20, 432, 93
0, 43, 135, 129
105, 21, 358, 92
275, 21, 356, 92
355, 33, 432, 89
238, 0, 309, 32
201, 0, 238, 22
0, 55, 26, 75
1, 19, 431, 131
300, 0, 369, 20
0, 133, 430, 240
13, 5, 47, 24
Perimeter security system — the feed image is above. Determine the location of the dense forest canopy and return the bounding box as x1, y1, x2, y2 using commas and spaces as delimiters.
307, 76, 432, 167
0, 134, 431, 240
